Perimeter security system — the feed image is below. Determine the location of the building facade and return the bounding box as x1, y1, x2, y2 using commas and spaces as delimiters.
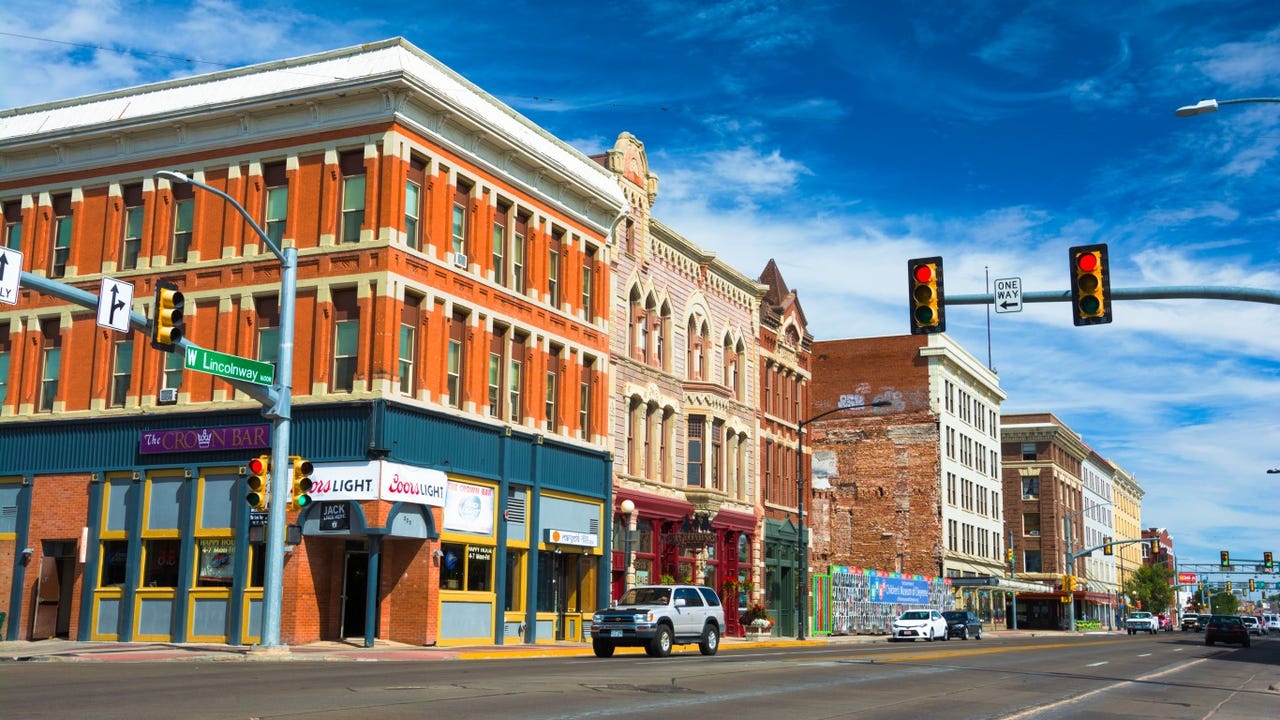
1, 39, 626, 647
1081, 452, 1119, 627
806, 333, 1008, 632
1113, 466, 1144, 617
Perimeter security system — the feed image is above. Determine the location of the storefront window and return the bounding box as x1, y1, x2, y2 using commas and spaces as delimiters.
143, 539, 181, 587
439, 541, 493, 591
100, 540, 129, 586
634, 557, 652, 585
504, 550, 525, 611
196, 538, 235, 587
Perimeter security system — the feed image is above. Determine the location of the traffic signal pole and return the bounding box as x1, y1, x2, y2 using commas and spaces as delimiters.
948, 285, 1280, 308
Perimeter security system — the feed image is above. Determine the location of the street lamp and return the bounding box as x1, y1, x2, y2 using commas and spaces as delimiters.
1266, 468, 1279, 474
619, 498, 636, 593
1175, 97, 1280, 117
794, 398, 891, 640
156, 170, 297, 649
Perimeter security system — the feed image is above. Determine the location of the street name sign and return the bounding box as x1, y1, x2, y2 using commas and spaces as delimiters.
0, 247, 21, 305
96, 277, 134, 333
994, 277, 1022, 313
184, 345, 275, 386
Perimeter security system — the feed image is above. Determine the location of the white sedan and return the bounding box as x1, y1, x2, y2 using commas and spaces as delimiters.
891, 609, 949, 642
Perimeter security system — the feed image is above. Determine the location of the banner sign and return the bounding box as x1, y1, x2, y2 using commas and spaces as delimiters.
443, 481, 494, 535
546, 529, 598, 548
1177, 572, 1198, 585
868, 575, 932, 604
139, 423, 270, 454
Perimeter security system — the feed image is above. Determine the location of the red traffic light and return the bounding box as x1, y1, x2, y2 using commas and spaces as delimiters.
913, 264, 934, 284
247, 457, 266, 475
1076, 252, 1098, 273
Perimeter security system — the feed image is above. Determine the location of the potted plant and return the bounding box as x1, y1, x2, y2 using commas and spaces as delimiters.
741, 602, 774, 639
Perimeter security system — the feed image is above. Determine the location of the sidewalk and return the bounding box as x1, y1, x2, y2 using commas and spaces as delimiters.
0, 628, 1073, 663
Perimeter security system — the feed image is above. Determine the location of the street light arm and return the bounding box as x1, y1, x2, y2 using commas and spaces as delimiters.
1176, 97, 1280, 117
798, 400, 892, 429
156, 171, 284, 262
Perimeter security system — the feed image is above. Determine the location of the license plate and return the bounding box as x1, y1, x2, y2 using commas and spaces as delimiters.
610, 630, 623, 637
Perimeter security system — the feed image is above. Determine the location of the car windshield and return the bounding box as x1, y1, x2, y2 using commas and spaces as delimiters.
620, 587, 670, 605
900, 611, 931, 620
1130, 612, 1151, 618
942, 612, 967, 621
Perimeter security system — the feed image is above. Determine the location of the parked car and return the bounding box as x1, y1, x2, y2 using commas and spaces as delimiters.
589, 584, 725, 658
1240, 616, 1264, 636
891, 609, 949, 642
1125, 611, 1159, 635
1204, 614, 1250, 647
1263, 614, 1280, 633
1181, 614, 1201, 632
1157, 613, 1174, 631
942, 610, 983, 640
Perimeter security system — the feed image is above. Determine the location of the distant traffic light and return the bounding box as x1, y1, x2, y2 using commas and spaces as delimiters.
1226, 581, 1233, 593
1265, 551, 1273, 570
1103, 536, 1113, 556
289, 455, 314, 509
1220, 550, 1230, 567
1006, 547, 1015, 566
246, 455, 270, 510
907, 256, 945, 335
150, 280, 186, 352
1149, 538, 1159, 556
1067, 244, 1112, 326
1249, 578, 1256, 593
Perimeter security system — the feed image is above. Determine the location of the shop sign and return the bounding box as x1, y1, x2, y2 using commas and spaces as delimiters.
379, 461, 447, 506
664, 532, 715, 550
545, 529, 598, 547
1177, 572, 1198, 585
309, 461, 379, 501
319, 502, 350, 532
139, 423, 270, 454
443, 481, 494, 535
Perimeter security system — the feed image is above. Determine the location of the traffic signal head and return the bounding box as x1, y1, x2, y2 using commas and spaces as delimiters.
907, 256, 946, 335
1220, 550, 1230, 567
150, 280, 186, 351
1226, 581, 1232, 593
1149, 538, 1159, 556
1265, 551, 1273, 570
1067, 244, 1112, 326
290, 455, 314, 509
1006, 547, 1014, 565
1249, 578, 1256, 592
1103, 537, 1113, 556
245, 455, 270, 510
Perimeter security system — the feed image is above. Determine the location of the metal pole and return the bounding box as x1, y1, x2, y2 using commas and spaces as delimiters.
796, 422, 806, 641
1065, 514, 1076, 632
1009, 530, 1018, 631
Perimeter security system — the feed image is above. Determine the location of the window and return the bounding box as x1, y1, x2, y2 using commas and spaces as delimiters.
492, 202, 508, 285
1023, 550, 1042, 573
508, 333, 525, 423
451, 180, 471, 258
162, 350, 183, 392
338, 150, 365, 244
545, 344, 562, 432
110, 338, 132, 407
39, 318, 60, 412
121, 184, 143, 270
171, 183, 194, 264
2, 200, 21, 251
687, 317, 709, 381
331, 289, 359, 392
547, 230, 562, 308
404, 156, 426, 250
582, 246, 595, 319
50, 193, 72, 278
722, 337, 742, 398
400, 293, 422, 395
263, 161, 288, 249
0, 328, 10, 405
1023, 513, 1041, 537
512, 212, 528, 293
711, 419, 724, 490
1022, 476, 1040, 499
1021, 442, 1036, 461
579, 356, 595, 438
255, 295, 280, 368
439, 541, 492, 592
687, 415, 705, 487
447, 311, 466, 408
488, 331, 503, 418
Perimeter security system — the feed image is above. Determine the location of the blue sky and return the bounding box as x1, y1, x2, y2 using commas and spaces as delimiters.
3, 0, 1279, 571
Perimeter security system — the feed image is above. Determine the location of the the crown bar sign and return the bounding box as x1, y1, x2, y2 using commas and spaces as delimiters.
139, 423, 272, 454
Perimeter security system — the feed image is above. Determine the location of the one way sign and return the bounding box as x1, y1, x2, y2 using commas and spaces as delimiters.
0, 247, 21, 306
994, 277, 1022, 313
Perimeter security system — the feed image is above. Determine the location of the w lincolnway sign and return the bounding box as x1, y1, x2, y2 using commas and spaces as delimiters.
185, 345, 275, 386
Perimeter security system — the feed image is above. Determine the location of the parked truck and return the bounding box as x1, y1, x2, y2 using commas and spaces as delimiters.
1125, 611, 1160, 635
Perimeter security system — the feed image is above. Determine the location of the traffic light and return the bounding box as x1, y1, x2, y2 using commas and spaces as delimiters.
1006, 547, 1015, 566
907, 256, 945, 334
289, 455, 314, 509
1249, 578, 1256, 593
1063, 574, 1075, 592
1067, 243, 1112, 326
1265, 551, 1273, 570
1220, 550, 1230, 567
1103, 536, 1113, 555
245, 455, 270, 510
1149, 538, 1159, 556
150, 280, 186, 351
1226, 581, 1232, 593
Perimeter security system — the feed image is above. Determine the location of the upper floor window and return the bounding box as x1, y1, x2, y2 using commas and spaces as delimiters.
331, 289, 359, 392
687, 316, 710, 381
512, 212, 529, 293
110, 338, 133, 407
263, 161, 288, 250
447, 311, 467, 408
687, 415, 705, 487
39, 318, 60, 412
1022, 476, 1039, 499
2, 200, 21, 251
579, 355, 595, 439
582, 246, 596, 319
50, 193, 73, 279
400, 293, 423, 395
171, 182, 194, 264
120, 184, 144, 270
545, 343, 563, 432
1021, 442, 1036, 461
405, 156, 426, 251
492, 202, 509, 286
0, 328, 10, 406
547, 229, 563, 308
451, 180, 471, 260
162, 351, 183, 393
338, 151, 365, 244
255, 295, 280, 368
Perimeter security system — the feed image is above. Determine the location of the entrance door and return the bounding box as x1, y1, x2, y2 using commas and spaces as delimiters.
340, 551, 369, 639
31, 541, 76, 640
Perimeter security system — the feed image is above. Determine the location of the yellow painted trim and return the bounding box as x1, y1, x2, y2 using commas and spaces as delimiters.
186, 589, 232, 643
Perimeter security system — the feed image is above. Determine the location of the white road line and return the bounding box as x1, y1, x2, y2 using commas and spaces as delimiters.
1086, 661, 1108, 667
996, 657, 1210, 720
1137, 652, 1152, 657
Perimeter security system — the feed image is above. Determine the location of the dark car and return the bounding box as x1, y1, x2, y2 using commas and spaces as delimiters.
1204, 614, 1250, 647
942, 610, 983, 640
1181, 614, 1200, 632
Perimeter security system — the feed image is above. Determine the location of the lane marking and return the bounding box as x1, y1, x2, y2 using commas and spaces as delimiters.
1137, 652, 1152, 657
827, 639, 1128, 664
1087, 661, 1108, 667
996, 657, 1210, 720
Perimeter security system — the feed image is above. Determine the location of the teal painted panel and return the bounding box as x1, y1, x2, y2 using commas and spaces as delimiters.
138, 597, 174, 636
440, 600, 493, 638
192, 597, 228, 636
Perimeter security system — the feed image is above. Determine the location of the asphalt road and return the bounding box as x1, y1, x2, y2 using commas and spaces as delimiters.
2, 633, 1276, 719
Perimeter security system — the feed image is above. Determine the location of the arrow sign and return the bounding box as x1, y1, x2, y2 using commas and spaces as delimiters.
993, 277, 1022, 313
96, 277, 134, 333
0, 247, 21, 305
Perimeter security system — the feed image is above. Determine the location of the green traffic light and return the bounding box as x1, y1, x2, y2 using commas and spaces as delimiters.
914, 306, 935, 324
1079, 296, 1101, 315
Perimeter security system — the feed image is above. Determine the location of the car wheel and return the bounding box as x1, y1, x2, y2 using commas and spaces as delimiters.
647, 624, 673, 658
699, 624, 720, 656
975, 627, 982, 640
961, 628, 968, 640
592, 639, 615, 658
926, 628, 934, 642
942, 628, 949, 641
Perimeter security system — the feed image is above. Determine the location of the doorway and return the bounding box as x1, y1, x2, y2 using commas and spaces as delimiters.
31, 540, 76, 640
340, 550, 369, 640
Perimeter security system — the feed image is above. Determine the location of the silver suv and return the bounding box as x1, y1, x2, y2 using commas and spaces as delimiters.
590, 584, 725, 658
